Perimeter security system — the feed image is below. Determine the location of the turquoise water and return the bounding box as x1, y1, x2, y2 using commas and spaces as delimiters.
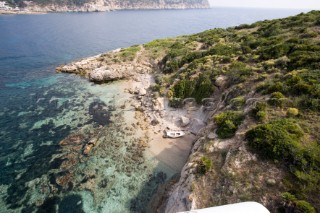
0, 8, 311, 212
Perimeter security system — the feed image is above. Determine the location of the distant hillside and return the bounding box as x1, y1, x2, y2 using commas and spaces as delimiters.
3, 0, 209, 12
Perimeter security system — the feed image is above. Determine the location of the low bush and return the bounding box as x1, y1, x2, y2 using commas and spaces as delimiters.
226, 61, 252, 84
214, 111, 244, 139
296, 200, 316, 213
281, 192, 316, 213
268, 92, 286, 107
230, 96, 245, 110
251, 102, 267, 122
287, 108, 299, 117
119, 45, 141, 60
246, 119, 304, 161
198, 156, 213, 175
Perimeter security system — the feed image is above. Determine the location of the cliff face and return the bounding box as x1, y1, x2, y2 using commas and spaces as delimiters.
2, 0, 209, 13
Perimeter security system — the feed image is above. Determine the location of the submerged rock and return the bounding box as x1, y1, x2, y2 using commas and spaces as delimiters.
83, 143, 94, 155
88, 101, 110, 126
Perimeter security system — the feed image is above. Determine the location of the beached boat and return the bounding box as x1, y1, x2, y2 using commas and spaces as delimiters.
164, 130, 185, 138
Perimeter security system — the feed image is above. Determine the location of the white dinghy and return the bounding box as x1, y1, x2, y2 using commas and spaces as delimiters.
164, 130, 185, 138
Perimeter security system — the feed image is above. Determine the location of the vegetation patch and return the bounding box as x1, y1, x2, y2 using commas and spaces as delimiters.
114, 11, 320, 210
281, 192, 316, 213
119, 45, 141, 61
251, 102, 267, 122
197, 156, 213, 175
214, 111, 244, 139
246, 119, 304, 161
246, 119, 320, 201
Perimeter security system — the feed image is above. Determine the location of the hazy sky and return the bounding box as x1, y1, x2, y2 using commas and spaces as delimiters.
209, 0, 320, 9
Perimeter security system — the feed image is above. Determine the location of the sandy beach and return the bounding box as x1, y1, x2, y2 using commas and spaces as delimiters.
117, 72, 205, 177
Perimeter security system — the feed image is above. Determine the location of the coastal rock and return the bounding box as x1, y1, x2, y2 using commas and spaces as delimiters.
179, 116, 190, 127
89, 67, 129, 82
207, 132, 215, 140
56, 55, 100, 76
189, 119, 206, 135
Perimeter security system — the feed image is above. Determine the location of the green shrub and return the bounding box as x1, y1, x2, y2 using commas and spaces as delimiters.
275, 56, 290, 68
298, 97, 320, 111
173, 79, 195, 99
214, 111, 245, 139
282, 192, 297, 202
226, 61, 252, 84
198, 156, 213, 175
230, 96, 245, 109
241, 44, 252, 54
246, 119, 304, 162
172, 75, 214, 104
235, 23, 253, 30
251, 102, 267, 122
221, 56, 231, 63
281, 192, 316, 213
268, 92, 286, 107
259, 43, 291, 60
164, 60, 179, 73
258, 22, 281, 37
191, 74, 215, 104
296, 200, 316, 213
256, 110, 267, 122
169, 98, 183, 108
288, 50, 320, 70
119, 45, 141, 60
207, 43, 240, 56
287, 108, 299, 117
144, 38, 175, 49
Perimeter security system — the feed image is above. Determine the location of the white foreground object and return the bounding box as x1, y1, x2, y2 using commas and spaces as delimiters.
178, 202, 270, 213
165, 130, 185, 138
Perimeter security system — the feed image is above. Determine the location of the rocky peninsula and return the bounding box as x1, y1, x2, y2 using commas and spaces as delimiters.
56, 11, 320, 213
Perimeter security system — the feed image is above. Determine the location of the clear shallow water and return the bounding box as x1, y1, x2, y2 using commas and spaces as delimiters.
0, 8, 311, 212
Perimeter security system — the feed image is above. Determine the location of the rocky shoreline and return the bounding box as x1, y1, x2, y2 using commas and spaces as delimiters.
56, 44, 213, 211
55, 36, 293, 212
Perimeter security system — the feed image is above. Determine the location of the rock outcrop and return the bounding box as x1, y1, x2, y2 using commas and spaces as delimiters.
56, 45, 153, 82
180, 116, 190, 127
89, 67, 130, 82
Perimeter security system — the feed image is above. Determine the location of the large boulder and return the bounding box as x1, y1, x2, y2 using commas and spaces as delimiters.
189, 118, 206, 135
89, 67, 127, 82
180, 116, 190, 127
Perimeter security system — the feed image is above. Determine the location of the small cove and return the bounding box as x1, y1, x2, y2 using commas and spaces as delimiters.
0, 8, 311, 212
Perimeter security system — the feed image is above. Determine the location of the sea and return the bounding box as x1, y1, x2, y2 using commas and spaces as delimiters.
0, 7, 311, 212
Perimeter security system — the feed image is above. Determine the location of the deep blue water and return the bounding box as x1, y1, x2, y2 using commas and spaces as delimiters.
0, 7, 311, 212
